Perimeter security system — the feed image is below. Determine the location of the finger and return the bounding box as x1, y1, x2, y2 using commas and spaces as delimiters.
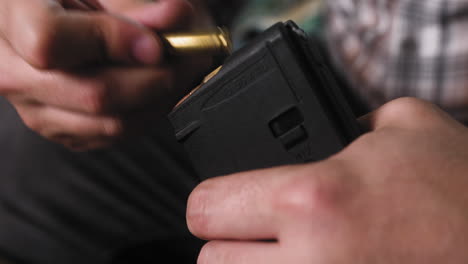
187, 160, 354, 241
22, 66, 176, 116
122, 0, 195, 30
198, 241, 282, 264
22, 52, 211, 116
187, 166, 304, 240
358, 97, 453, 131
2, 0, 163, 68
13, 102, 122, 148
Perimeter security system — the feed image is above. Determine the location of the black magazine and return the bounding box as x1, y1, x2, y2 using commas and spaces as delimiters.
169, 21, 361, 180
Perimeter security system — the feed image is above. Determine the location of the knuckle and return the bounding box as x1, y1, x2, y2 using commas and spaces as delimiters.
21, 113, 43, 133
80, 82, 110, 114
387, 97, 432, 112
22, 18, 58, 69
101, 119, 124, 138
274, 165, 348, 217
381, 97, 436, 124
275, 179, 324, 216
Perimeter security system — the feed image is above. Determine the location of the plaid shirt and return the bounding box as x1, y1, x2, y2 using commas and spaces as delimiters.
326, 0, 468, 121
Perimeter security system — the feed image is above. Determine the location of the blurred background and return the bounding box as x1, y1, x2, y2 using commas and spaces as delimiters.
231, 0, 324, 48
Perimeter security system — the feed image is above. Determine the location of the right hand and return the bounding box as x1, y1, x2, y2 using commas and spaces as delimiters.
188, 98, 468, 264
0, 0, 206, 150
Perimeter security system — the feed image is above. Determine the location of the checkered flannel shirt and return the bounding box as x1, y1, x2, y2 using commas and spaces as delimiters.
326, 0, 468, 121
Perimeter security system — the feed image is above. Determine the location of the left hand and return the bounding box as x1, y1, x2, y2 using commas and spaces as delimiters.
187, 98, 468, 263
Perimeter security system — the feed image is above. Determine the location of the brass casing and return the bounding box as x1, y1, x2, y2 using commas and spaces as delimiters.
161, 27, 232, 57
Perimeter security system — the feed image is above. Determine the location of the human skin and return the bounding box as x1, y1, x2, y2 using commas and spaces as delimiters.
0, 0, 212, 150
187, 97, 468, 264
0, 1, 211, 263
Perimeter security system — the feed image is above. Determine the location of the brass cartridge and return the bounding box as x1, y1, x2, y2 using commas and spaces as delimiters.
161, 27, 232, 57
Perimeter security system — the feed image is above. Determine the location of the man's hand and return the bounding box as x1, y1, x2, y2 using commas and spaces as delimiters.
0, 0, 211, 150
187, 98, 468, 263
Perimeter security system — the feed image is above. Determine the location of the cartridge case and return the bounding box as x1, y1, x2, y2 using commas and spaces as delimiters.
161, 27, 232, 57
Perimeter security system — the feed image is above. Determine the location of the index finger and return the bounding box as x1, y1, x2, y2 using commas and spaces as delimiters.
186, 164, 315, 241
1, 0, 163, 68
187, 170, 280, 241
187, 158, 354, 241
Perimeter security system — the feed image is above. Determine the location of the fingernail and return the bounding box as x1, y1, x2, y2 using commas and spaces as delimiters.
132, 34, 161, 65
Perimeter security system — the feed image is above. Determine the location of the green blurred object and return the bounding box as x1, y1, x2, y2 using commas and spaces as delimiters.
232, 0, 324, 48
